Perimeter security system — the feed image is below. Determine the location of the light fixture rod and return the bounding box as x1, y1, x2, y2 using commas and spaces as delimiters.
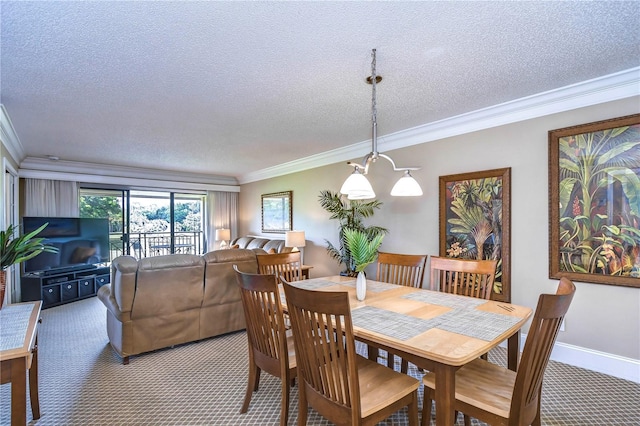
371, 48, 378, 158
346, 48, 420, 175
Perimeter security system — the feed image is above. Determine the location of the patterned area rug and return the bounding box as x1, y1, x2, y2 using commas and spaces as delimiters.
1, 297, 638, 425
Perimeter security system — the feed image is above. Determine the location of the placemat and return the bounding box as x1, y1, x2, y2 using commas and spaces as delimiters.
401, 290, 486, 309
340, 280, 397, 293
351, 306, 437, 341
435, 309, 522, 341
290, 278, 340, 290
0, 304, 34, 351
351, 304, 520, 342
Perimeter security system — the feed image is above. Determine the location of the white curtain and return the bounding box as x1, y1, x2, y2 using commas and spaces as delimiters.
205, 190, 239, 251
24, 179, 79, 217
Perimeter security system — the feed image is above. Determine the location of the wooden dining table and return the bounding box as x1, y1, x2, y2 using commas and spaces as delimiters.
281, 275, 533, 426
0, 301, 42, 426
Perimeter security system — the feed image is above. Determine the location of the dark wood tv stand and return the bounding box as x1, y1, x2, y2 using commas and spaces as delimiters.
21, 266, 110, 309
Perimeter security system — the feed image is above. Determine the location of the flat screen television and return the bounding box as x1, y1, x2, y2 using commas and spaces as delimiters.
22, 217, 111, 275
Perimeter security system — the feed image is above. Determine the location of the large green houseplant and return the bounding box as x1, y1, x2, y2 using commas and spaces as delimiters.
318, 190, 387, 276
0, 223, 58, 308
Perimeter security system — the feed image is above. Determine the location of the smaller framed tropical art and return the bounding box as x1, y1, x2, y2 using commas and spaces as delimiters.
549, 113, 640, 288
439, 168, 511, 302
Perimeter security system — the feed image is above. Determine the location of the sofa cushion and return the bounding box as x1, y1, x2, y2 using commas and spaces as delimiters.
232, 237, 254, 249
262, 239, 285, 253
246, 238, 270, 250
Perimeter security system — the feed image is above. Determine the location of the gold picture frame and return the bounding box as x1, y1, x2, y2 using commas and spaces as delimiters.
439, 168, 511, 302
549, 113, 640, 287
261, 191, 293, 233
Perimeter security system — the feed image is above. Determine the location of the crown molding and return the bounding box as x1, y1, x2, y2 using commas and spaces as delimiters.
19, 157, 240, 192
0, 104, 25, 163
239, 66, 640, 184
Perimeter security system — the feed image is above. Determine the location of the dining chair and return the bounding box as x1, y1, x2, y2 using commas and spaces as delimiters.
375, 252, 428, 372
233, 266, 297, 426
257, 251, 303, 283
421, 277, 576, 426
376, 252, 428, 288
430, 256, 498, 362
429, 256, 498, 299
282, 279, 420, 426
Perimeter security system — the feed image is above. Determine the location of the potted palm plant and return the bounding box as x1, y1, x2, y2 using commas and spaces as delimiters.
318, 190, 387, 276
0, 223, 58, 308
344, 228, 384, 301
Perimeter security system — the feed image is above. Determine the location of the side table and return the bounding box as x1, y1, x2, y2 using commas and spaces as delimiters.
0, 301, 42, 425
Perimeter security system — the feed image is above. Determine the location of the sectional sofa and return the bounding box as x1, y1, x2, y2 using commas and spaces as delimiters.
97, 248, 260, 364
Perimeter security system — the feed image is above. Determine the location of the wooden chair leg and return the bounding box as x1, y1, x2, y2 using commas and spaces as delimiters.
241, 363, 259, 413
387, 352, 396, 369
367, 344, 379, 361
408, 391, 419, 426
280, 374, 290, 426
298, 385, 308, 426
421, 388, 433, 426
463, 413, 471, 426
401, 358, 409, 374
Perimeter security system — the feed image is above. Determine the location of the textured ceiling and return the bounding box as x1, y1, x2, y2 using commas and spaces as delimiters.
2, 1, 639, 182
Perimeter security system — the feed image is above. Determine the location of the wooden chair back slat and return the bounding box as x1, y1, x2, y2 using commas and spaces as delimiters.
257, 251, 303, 283
233, 266, 296, 425
422, 277, 576, 426
283, 282, 360, 418
376, 252, 427, 288
510, 278, 576, 424
283, 279, 421, 425
429, 256, 498, 300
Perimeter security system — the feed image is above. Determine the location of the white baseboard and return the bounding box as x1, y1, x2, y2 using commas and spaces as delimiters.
503, 336, 640, 384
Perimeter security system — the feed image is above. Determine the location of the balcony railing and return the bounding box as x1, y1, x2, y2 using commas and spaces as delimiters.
109, 231, 204, 260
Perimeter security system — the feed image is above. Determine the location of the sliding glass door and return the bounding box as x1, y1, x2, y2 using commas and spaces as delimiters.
80, 188, 204, 260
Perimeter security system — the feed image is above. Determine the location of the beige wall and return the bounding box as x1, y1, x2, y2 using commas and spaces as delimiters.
240, 96, 640, 360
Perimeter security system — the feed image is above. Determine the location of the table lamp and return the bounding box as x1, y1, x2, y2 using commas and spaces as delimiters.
285, 230, 306, 262
215, 228, 231, 249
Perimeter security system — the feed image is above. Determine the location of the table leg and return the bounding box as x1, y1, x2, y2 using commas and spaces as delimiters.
29, 336, 41, 420
434, 364, 455, 426
9, 358, 27, 426
507, 330, 521, 371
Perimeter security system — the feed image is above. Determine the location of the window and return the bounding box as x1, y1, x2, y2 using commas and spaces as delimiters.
80, 188, 205, 260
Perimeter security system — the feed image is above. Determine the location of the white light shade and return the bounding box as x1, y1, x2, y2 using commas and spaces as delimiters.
340, 169, 375, 200
215, 228, 230, 241
390, 171, 423, 196
285, 230, 306, 249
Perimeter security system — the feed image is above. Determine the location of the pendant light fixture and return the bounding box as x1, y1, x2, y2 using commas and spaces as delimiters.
340, 49, 423, 200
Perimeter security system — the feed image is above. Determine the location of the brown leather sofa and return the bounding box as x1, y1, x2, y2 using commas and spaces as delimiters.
97, 249, 258, 364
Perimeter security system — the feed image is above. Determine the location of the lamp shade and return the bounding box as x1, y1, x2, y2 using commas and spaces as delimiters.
215, 228, 231, 241
285, 230, 306, 249
390, 171, 423, 196
340, 169, 375, 200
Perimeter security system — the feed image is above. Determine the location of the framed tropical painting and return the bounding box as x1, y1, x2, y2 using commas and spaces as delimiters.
549, 113, 640, 288
439, 168, 511, 302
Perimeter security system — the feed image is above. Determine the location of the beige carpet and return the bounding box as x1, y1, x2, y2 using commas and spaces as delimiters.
1, 297, 639, 425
